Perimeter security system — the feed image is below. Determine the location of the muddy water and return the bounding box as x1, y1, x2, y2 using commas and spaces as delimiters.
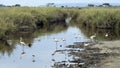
0, 27, 87, 68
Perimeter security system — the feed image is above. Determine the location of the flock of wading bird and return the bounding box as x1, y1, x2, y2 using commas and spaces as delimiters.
51, 33, 109, 68
18, 33, 109, 64
53, 33, 108, 50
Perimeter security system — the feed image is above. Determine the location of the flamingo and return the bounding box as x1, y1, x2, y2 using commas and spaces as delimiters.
84, 43, 89, 47
19, 37, 26, 59
90, 34, 96, 42
53, 38, 59, 50
20, 37, 26, 46
53, 38, 59, 43
105, 33, 108, 37
61, 38, 66, 42
60, 38, 66, 47
90, 34, 96, 40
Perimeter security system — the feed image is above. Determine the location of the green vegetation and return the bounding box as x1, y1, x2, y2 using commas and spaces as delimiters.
1, 7, 120, 55
69, 7, 120, 40
0, 7, 71, 37
0, 7, 120, 40
0, 40, 15, 56
71, 7, 120, 31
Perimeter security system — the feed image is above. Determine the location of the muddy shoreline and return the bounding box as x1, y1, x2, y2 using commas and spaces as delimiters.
52, 40, 120, 68
91, 40, 120, 68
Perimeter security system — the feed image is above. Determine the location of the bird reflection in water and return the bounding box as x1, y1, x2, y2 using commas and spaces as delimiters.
32, 55, 36, 62
19, 37, 26, 59
20, 46, 26, 59
53, 38, 59, 50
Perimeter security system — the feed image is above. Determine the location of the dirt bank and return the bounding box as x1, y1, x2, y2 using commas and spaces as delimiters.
92, 40, 120, 68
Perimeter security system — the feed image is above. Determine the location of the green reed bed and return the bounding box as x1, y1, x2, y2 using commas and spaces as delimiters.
0, 7, 120, 39
73, 7, 120, 30
71, 7, 120, 40
0, 7, 71, 36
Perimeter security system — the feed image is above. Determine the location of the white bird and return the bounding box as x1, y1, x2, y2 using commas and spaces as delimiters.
84, 43, 89, 47
53, 38, 59, 43
20, 37, 26, 46
60, 38, 66, 47
53, 38, 59, 50
105, 33, 108, 37
90, 34, 96, 40
61, 38, 66, 42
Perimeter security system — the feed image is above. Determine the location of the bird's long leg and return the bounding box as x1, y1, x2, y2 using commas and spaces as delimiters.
56, 42, 57, 50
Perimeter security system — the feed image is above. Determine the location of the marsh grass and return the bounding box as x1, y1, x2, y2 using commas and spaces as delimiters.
70, 7, 120, 40
0, 7, 120, 37
0, 7, 71, 36
72, 7, 120, 30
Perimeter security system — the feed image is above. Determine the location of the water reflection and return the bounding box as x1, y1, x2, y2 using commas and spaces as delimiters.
0, 41, 15, 56
51, 39, 120, 68
79, 26, 120, 41
0, 25, 120, 68
51, 41, 98, 68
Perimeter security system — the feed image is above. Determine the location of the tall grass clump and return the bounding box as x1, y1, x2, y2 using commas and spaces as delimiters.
0, 7, 72, 37
73, 7, 120, 31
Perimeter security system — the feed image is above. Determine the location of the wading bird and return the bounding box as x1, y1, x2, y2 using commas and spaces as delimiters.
90, 34, 96, 42
84, 43, 89, 48
61, 38, 66, 42
20, 37, 26, 46
60, 38, 66, 47
53, 38, 59, 50
19, 37, 26, 59
105, 33, 108, 37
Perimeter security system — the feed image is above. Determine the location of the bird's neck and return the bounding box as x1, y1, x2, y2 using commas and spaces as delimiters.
20, 39, 22, 42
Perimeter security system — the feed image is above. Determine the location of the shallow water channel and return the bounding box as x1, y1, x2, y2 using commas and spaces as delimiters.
0, 27, 88, 68
0, 25, 120, 68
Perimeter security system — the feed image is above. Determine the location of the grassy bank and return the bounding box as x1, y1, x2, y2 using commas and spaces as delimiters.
70, 7, 120, 40
0, 7, 120, 40
0, 7, 72, 37
72, 7, 120, 30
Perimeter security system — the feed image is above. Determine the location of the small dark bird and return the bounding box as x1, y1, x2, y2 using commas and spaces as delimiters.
60, 45, 62, 47
28, 43, 32, 47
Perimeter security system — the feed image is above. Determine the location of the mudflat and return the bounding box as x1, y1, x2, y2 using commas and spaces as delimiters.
92, 40, 120, 68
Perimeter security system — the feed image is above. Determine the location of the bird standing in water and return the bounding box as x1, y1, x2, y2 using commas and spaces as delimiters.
53, 38, 59, 50
90, 34, 96, 42
60, 38, 66, 47
19, 37, 26, 59
20, 37, 26, 46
